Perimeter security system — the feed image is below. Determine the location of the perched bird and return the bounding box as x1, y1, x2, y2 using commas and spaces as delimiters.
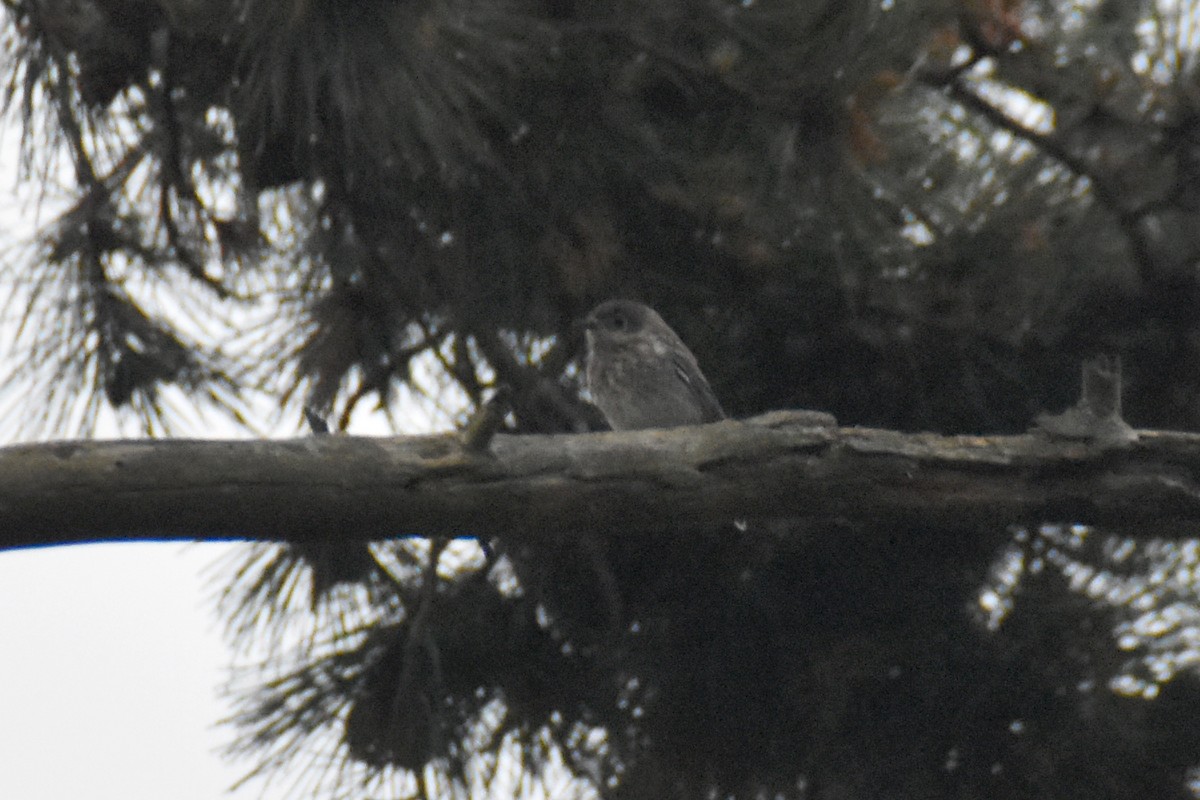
583, 299, 725, 430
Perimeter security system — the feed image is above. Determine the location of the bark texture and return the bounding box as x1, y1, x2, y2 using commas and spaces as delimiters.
4, 410, 1198, 549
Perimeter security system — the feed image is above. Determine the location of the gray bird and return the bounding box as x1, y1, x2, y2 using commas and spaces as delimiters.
583, 299, 725, 430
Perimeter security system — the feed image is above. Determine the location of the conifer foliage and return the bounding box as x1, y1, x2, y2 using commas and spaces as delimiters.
7, 1, 1200, 798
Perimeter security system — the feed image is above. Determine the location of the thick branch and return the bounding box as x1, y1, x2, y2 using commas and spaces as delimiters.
3, 410, 1200, 550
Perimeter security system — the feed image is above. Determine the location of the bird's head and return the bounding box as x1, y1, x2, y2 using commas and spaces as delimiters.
583, 300, 657, 349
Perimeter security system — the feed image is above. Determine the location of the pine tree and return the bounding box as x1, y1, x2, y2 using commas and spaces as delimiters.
6, 1, 1200, 797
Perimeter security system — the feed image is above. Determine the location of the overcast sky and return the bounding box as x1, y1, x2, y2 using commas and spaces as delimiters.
0, 542, 264, 800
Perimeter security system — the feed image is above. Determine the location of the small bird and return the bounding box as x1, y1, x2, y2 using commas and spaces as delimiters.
582, 299, 725, 430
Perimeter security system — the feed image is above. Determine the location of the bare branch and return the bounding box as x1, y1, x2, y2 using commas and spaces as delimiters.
3, 409, 1200, 549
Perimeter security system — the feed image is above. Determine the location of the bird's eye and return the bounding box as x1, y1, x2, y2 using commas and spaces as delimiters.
609, 313, 627, 330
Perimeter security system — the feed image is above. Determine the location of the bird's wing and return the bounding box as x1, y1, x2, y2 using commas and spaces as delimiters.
671, 353, 726, 422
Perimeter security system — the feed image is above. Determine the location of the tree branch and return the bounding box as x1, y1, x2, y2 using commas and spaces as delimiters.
3, 409, 1200, 550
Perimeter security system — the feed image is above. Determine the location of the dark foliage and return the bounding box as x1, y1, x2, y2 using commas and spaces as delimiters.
8, 0, 1200, 798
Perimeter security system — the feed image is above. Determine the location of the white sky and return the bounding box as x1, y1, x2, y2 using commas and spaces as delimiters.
0, 542, 254, 800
